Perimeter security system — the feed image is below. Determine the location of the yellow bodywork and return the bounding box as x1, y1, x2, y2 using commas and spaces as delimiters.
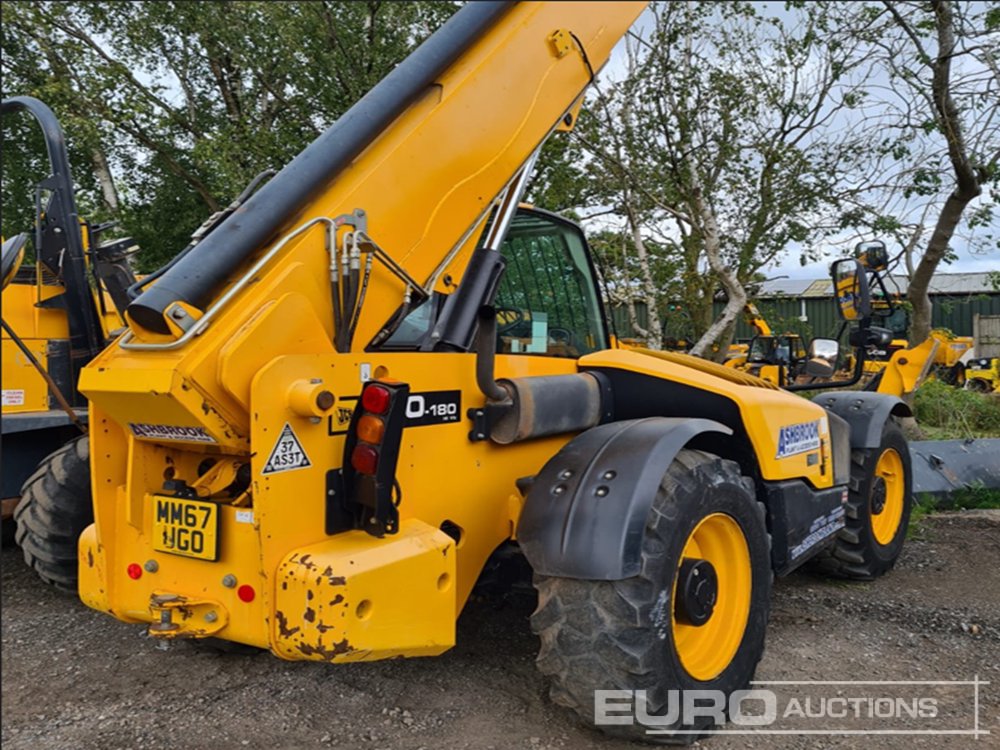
78, 1, 836, 662
1, 265, 124, 414
867, 337, 940, 398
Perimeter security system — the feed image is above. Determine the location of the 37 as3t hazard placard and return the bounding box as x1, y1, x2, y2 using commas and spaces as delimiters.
262, 423, 311, 475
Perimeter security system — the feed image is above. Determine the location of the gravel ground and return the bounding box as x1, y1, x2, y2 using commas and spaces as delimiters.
2, 511, 998, 750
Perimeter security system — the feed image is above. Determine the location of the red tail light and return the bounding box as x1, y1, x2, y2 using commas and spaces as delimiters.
361, 384, 391, 414
351, 444, 379, 475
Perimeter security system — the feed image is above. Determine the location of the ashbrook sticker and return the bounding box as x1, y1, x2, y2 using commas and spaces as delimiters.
129, 422, 217, 443
775, 419, 822, 458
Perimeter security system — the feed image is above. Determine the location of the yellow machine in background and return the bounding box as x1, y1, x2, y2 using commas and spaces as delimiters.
15, 2, 916, 740
965, 357, 1000, 393
1, 97, 140, 563
724, 303, 807, 386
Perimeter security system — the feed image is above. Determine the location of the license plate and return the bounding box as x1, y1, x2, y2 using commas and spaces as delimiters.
152, 496, 220, 561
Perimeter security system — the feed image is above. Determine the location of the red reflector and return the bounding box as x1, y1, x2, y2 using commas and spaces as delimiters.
361, 385, 391, 414
126, 563, 143, 580
351, 444, 379, 475
237, 585, 256, 603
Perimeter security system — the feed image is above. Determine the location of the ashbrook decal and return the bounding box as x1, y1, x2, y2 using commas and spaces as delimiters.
775, 419, 821, 458
129, 422, 217, 443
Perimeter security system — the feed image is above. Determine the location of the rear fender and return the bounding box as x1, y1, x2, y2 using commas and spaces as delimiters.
516, 417, 731, 580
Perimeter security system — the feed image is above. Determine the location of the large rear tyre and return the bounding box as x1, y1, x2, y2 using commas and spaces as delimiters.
531, 450, 772, 743
812, 419, 911, 580
14, 435, 92, 592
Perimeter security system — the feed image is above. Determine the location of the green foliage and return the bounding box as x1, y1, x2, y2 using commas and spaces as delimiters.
1, 1, 457, 269
913, 379, 1000, 438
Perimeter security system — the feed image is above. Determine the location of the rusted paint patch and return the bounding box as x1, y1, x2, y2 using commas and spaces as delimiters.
275, 610, 300, 639
306, 589, 314, 601
304, 607, 316, 623
327, 575, 346, 586
296, 638, 352, 661
87, 548, 94, 568
329, 594, 344, 606
315, 621, 335, 634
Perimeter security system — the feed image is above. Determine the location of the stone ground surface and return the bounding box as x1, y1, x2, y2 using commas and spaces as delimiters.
2, 511, 998, 750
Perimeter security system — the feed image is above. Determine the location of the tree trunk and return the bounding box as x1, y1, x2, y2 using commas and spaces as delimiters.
689, 185, 746, 359
626, 205, 662, 349
91, 147, 120, 214
901, 0, 982, 344
907, 192, 975, 342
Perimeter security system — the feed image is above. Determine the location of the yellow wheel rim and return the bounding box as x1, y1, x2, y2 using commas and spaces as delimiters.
871, 448, 905, 546
671, 513, 752, 682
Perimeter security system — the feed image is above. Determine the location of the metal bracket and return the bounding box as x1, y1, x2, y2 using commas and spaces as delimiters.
466, 402, 509, 442
164, 303, 198, 333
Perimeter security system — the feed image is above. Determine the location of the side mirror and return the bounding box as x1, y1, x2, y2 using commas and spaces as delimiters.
831, 258, 871, 322
855, 240, 888, 271
805, 337, 839, 378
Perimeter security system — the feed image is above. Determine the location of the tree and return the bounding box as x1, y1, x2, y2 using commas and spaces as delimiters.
575, 2, 873, 357
840, 1, 998, 344
1, 1, 457, 269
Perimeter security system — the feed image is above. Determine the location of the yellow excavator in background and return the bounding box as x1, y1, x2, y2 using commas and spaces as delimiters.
14, 2, 917, 741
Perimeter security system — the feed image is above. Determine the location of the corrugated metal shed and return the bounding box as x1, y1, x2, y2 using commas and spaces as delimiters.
616, 272, 999, 342
753, 272, 997, 298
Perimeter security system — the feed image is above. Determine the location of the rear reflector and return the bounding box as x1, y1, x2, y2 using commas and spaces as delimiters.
351, 444, 379, 475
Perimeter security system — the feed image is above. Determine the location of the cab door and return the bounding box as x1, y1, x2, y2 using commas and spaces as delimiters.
493, 208, 609, 374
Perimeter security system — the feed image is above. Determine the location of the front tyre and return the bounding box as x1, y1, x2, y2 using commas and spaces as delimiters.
813, 419, 911, 580
531, 450, 772, 743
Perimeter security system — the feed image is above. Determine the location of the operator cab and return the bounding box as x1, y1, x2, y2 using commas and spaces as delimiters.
380, 207, 608, 358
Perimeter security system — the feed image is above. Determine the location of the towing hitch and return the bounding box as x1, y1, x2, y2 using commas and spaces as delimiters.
147, 592, 228, 639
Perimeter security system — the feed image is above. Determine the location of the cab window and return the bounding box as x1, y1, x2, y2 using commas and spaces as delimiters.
493, 210, 607, 357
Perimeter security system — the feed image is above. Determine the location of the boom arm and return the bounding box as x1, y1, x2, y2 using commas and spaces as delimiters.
126, 1, 646, 343
743, 303, 772, 337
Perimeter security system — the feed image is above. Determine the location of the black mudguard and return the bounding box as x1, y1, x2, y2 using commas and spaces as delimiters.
812, 391, 911, 449
516, 417, 731, 580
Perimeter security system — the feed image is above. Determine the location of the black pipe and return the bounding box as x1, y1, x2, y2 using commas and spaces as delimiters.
475, 306, 509, 404
127, 1, 514, 334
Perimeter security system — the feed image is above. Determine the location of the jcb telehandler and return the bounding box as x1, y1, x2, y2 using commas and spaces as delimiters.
724, 302, 808, 386
1, 96, 139, 560
27, 2, 913, 740
2, 96, 272, 585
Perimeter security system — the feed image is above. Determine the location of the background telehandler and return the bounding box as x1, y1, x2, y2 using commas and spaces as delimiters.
17, 2, 915, 741
1, 96, 139, 558
2, 95, 272, 583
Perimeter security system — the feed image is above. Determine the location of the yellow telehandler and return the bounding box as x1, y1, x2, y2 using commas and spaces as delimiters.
19, 2, 915, 740
724, 302, 808, 386
1, 96, 140, 560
